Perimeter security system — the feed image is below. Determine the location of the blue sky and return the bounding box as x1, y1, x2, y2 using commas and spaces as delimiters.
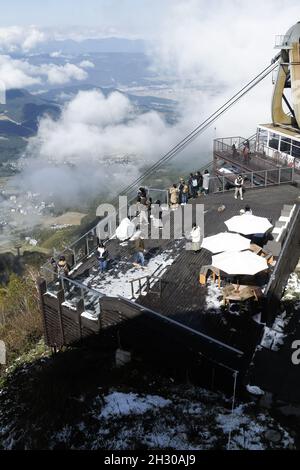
0, 0, 172, 35
0, 0, 298, 39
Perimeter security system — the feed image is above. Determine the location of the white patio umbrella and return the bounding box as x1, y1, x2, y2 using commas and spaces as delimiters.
201, 232, 251, 254
211, 250, 268, 276
224, 214, 272, 235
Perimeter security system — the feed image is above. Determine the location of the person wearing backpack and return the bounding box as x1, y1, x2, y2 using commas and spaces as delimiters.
57, 256, 70, 278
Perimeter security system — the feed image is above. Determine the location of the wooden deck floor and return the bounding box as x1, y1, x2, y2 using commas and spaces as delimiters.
71, 184, 299, 363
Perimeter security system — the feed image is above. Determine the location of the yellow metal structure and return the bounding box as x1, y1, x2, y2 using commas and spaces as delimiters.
272, 21, 300, 129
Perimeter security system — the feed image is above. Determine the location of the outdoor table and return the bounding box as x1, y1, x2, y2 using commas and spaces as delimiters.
222, 284, 262, 305
250, 243, 263, 255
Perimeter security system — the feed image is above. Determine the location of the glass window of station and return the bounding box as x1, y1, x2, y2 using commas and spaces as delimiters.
257, 126, 300, 165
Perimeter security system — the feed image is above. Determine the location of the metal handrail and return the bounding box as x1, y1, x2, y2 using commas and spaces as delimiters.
209, 167, 294, 193
41, 160, 214, 273
264, 205, 300, 297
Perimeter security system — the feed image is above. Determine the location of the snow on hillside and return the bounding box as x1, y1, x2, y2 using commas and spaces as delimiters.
0, 371, 294, 450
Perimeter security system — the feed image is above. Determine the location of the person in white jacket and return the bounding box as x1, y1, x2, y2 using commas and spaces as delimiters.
190, 223, 201, 252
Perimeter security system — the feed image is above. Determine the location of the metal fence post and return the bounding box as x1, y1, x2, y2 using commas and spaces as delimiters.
278, 167, 281, 185
251, 172, 254, 188
264, 170, 268, 187
72, 249, 76, 265
86, 235, 89, 255
222, 176, 225, 193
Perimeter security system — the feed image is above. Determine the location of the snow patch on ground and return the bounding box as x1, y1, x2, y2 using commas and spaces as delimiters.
0, 380, 295, 450
89, 252, 176, 299
260, 312, 289, 351
99, 392, 171, 418
205, 279, 222, 311
283, 272, 300, 302
246, 385, 265, 396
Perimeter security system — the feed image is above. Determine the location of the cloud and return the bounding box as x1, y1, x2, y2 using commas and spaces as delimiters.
26, 89, 178, 164
79, 60, 95, 69
49, 51, 63, 58
148, 0, 300, 137
0, 55, 88, 88
39, 63, 88, 85
0, 55, 41, 89
0, 24, 141, 54
0, 26, 45, 52
17, 89, 187, 206
151, 0, 300, 86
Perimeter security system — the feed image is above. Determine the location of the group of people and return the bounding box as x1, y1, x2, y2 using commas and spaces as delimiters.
169, 169, 210, 209
96, 236, 145, 272
136, 187, 163, 228
232, 140, 250, 163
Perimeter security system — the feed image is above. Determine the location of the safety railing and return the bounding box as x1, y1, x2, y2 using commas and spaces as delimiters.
214, 135, 257, 154
214, 136, 299, 173
129, 262, 169, 299
207, 167, 294, 194
42, 265, 103, 317
41, 157, 214, 280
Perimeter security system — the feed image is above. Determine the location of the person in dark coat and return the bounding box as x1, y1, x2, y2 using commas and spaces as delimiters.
178, 178, 184, 205
196, 171, 203, 195
57, 256, 70, 277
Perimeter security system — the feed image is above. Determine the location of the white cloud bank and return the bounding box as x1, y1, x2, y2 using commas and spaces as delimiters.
0, 55, 88, 88
148, 0, 300, 137
18, 89, 187, 206
0, 26, 45, 53
26, 89, 179, 164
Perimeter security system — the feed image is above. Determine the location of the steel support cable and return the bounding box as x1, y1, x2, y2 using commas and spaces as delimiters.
114, 61, 278, 203
121, 63, 277, 193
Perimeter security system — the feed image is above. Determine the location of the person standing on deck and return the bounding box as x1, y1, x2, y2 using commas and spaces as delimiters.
196, 171, 203, 196
134, 236, 145, 266
234, 175, 244, 200
178, 178, 185, 205
202, 169, 210, 195
97, 242, 109, 273
190, 173, 199, 199
232, 142, 238, 158
56, 256, 71, 290
181, 181, 189, 205
57, 256, 70, 278
243, 144, 250, 163
137, 196, 149, 225
169, 184, 179, 209
188, 173, 194, 198
190, 223, 201, 253
151, 199, 163, 228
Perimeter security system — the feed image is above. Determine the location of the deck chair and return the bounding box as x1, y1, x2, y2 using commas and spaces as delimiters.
199, 265, 221, 287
